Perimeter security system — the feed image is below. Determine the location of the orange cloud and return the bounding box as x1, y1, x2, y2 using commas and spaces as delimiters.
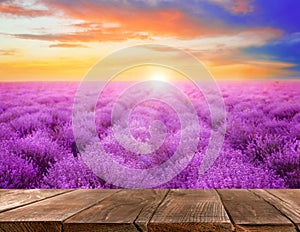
5, 1, 277, 45
11, 29, 150, 42
0, 1, 289, 81
49, 43, 88, 48
8, 6, 233, 43
40, 1, 235, 41
209, 60, 296, 80
0, 3, 48, 17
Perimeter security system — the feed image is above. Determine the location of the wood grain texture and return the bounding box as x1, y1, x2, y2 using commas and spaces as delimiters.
267, 189, 300, 207
64, 189, 168, 232
0, 189, 299, 232
0, 222, 61, 232
0, 189, 117, 232
0, 189, 70, 213
134, 189, 169, 232
251, 189, 300, 230
148, 189, 232, 232
217, 189, 295, 232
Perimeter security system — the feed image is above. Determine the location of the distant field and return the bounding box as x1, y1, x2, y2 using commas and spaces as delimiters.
0, 81, 299, 188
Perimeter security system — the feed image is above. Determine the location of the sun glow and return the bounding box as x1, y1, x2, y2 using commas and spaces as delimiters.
149, 72, 168, 82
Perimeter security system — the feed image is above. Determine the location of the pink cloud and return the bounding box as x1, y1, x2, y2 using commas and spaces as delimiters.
209, 0, 254, 14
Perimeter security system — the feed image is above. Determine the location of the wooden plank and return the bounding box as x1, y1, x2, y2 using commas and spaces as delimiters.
148, 189, 232, 232
134, 189, 169, 232
0, 222, 61, 232
0, 189, 117, 232
251, 189, 300, 230
64, 189, 168, 232
267, 189, 300, 208
0, 189, 70, 213
217, 189, 295, 232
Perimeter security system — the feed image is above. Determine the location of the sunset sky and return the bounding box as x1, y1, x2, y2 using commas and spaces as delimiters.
0, 0, 299, 81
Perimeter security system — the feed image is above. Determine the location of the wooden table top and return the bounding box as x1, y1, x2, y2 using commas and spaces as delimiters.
0, 189, 299, 232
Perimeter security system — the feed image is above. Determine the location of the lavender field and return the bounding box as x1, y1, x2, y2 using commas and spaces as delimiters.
0, 81, 300, 189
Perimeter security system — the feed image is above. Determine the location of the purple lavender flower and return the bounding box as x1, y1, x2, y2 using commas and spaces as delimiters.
0, 81, 299, 188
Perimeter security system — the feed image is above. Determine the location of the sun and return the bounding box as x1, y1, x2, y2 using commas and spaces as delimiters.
149, 72, 168, 82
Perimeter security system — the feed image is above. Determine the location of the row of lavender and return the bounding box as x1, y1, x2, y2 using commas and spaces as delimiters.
0, 81, 299, 188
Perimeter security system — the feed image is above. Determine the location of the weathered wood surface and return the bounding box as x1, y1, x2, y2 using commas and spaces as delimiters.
0, 189, 118, 232
251, 189, 300, 230
0, 189, 299, 232
64, 189, 168, 232
148, 189, 232, 232
0, 189, 70, 213
217, 189, 296, 232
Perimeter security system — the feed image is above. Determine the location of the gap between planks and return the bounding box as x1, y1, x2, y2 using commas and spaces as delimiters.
250, 189, 300, 232
0, 189, 299, 232
0, 189, 119, 232
63, 189, 169, 232
0, 189, 74, 213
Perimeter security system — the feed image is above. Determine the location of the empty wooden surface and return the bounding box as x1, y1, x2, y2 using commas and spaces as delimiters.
217, 189, 296, 232
0, 189, 118, 232
64, 189, 168, 232
0, 189, 70, 213
0, 189, 299, 232
251, 189, 300, 230
148, 189, 232, 232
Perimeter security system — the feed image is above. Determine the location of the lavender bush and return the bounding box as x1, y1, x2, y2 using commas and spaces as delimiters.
0, 81, 299, 188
